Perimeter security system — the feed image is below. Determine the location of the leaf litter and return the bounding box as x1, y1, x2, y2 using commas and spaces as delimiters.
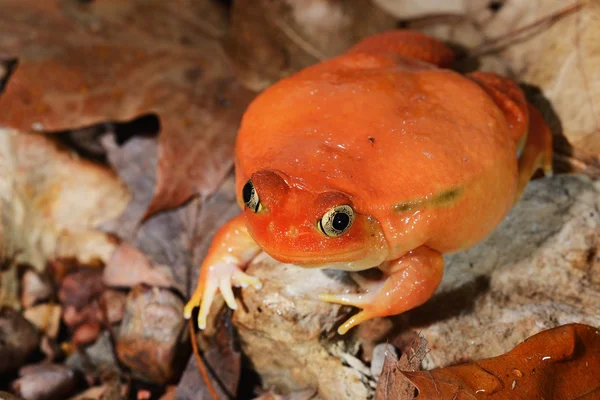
0, 0, 598, 399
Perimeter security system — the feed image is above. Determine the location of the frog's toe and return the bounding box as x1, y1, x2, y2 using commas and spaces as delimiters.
337, 310, 379, 335
231, 269, 262, 289
319, 291, 376, 307
196, 278, 218, 330
319, 291, 382, 335
219, 276, 238, 310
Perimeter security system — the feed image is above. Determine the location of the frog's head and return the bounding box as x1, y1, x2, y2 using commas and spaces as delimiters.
238, 170, 389, 270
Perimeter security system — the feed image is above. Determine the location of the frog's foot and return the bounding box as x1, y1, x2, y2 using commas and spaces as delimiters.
320, 246, 444, 335
319, 274, 385, 335
184, 263, 261, 330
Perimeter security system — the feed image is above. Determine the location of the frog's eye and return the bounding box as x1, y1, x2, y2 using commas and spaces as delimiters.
242, 179, 262, 213
318, 205, 355, 237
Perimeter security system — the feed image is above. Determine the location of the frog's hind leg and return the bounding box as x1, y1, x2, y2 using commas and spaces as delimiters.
348, 30, 455, 67
320, 246, 444, 335
515, 104, 553, 200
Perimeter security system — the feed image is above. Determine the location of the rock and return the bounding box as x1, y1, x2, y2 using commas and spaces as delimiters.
66, 331, 119, 382
12, 364, 78, 400
233, 254, 373, 400
399, 176, 600, 368
116, 285, 186, 383
231, 176, 600, 398
23, 304, 62, 339
59, 269, 104, 309
59, 268, 105, 346
20, 270, 52, 309
0, 307, 40, 374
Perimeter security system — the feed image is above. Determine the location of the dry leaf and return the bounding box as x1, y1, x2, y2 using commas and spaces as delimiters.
103, 242, 176, 289
379, 1, 600, 175
23, 303, 62, 339
403, 323, 600, 399
375, 336, 428, 400
0, 0, 254, 217
226, 0, 397, 90
176, 319, 241, 400
0, 127, 128, 271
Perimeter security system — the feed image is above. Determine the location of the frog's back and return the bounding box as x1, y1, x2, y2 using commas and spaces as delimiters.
236, 44, 519, 256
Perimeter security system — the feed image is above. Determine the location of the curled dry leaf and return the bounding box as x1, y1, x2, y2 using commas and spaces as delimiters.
0, 0, 254, 217
403, 323, 600, 399
226, 0, 397, 90
375, 335, 428, 400
0, 127, 128, 271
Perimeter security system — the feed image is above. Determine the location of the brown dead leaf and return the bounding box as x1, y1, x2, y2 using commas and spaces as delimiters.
226, 0, 397, 91
103, 242, 176, 289
478, 0, 600, 174
176, 319, 241, 400
0, 0, 254, 217
23, 303, 62, 339
375, 335, 428, 400
403, 323, 600, 399
0, 127, 128, 271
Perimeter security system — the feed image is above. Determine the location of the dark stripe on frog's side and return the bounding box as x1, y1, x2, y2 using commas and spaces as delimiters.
393, 186, 464, 213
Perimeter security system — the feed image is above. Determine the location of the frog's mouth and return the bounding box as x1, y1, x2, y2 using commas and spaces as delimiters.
259, 244, 389, 272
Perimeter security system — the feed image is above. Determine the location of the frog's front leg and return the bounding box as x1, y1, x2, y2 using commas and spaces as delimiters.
184, 214, 262, 329
320, 246, 444, 335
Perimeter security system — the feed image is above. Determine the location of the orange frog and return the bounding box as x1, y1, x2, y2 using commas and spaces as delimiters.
184, 31, 552, 334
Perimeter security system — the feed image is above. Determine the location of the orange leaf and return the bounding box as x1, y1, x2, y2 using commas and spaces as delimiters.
403, 323, 600, 399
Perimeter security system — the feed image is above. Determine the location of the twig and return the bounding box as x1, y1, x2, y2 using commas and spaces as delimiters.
469, 2, 583, 58
188, 319, 220, 400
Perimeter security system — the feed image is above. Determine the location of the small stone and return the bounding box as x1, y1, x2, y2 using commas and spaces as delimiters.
66, 331, 119, 379
12, 364, 78, 400
20, 270, 52, 309
58, 269, 104, 309
0, 307, 40, 374
116, 285, 185, 383
23, 304, 62, 339
72, 322, 102, 346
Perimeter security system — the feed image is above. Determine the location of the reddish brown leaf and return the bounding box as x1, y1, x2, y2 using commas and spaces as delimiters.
403, 324, 600, 399
0, 0, 254, 217
375, 335, 428, 400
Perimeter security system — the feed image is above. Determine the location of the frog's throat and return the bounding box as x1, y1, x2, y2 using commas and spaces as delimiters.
274, 247, 389, 272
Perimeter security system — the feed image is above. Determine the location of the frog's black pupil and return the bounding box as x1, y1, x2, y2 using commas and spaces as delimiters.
332, 212, 350, 231
242, 181, 253, 204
